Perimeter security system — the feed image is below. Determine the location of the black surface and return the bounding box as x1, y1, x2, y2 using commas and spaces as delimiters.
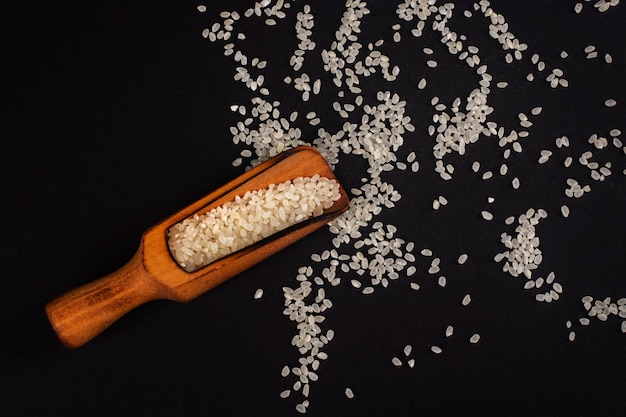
3, 1, 625, 416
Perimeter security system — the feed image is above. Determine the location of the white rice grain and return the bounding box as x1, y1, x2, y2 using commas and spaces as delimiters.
462, 294, 472, 306
404, 344, 412, 356
362, 287, 374, 295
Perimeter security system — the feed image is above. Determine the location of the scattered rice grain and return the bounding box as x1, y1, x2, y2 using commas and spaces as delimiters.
362, 287, 374, 295
404, 344, 412, 356
462, 294, 472, 306
445, 325, 454, 337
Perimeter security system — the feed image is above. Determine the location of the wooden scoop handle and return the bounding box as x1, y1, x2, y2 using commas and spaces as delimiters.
45, 245, 166, 348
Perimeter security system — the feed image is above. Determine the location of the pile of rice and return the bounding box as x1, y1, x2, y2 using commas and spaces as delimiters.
167, 175, 341, 272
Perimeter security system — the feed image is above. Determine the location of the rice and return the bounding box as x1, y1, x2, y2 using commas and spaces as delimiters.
167, 176, 341, 272
462, 294, 472, 306
404, 344, 412, 356
495, 208, 547, 280
445, 325, 454, 337
195, 1, 625, 411
254, 288, 264, 299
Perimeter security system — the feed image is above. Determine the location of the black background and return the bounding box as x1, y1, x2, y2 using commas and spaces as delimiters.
3, 1, 625, 416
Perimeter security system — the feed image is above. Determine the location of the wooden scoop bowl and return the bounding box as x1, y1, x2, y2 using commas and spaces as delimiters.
45, 146, 349, 348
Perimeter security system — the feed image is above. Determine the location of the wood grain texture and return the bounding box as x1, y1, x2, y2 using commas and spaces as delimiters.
45, 146, 349, 348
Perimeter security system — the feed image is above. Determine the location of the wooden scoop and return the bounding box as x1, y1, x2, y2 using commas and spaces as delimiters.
45, 146, 349, 348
